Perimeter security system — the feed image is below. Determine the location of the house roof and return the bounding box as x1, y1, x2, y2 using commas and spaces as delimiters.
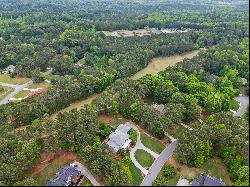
191, 174, 226, 186
152, 103, 165, 113
106, 124, 132, 152
47, 165, 80, 186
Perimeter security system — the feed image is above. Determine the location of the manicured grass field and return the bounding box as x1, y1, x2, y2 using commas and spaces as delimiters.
0, 85, 14, 100
135, 149, 154, 168
33, 160, 72, 186
128, 161, 144, 186
14, 90, 30, 98
141, 133, 165, 153
0, 74, 30, 85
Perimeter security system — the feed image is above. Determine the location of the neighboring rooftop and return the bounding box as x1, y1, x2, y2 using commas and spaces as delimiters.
191, 173, 226, 186
152, 103, 165, 114
47, 162, 83, 186
106, 123, 132, 152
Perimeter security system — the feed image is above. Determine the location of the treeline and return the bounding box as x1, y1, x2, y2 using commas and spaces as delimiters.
174, 112, 249, 186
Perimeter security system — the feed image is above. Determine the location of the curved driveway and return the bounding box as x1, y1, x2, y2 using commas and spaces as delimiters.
141, 140, 178, 186
233, 96, 249, 117
0, 69, 52, 105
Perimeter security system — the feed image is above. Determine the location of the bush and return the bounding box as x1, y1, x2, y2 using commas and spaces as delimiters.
152, 176, 168, 186
162, 164, 177, 179
129, 128, 138, 145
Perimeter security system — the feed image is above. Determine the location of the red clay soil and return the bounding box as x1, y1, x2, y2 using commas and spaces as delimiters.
27, 151, 80, 178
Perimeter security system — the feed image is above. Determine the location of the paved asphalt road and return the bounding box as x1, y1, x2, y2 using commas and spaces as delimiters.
141, 140, 178, 186
0, 69, 52, 105
234, 96, 249, 117
0, 80, 33, 105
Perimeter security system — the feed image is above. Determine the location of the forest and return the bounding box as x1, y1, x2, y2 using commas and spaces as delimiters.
0, 0, 249, 186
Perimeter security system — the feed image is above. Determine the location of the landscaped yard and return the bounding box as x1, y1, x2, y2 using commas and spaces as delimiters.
0, 85, 14, 100
128, 161, 144, 186
230, 98, 240, 111
44, 74, 59, 82
141, 133, 165, 154
0, 74, 30, 85
135, 149, 155, 168
14, 90, 30, 98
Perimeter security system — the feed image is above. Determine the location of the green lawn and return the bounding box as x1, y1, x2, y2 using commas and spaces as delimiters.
0, 85, 14, 100
0, 74, 30, 85
128, 161, 144, 186
33, 160, 72, 186
14, 90, 30, 98
141, 133, 165, 153
80, 178, 93, 186
135, 149, 155, 168
27, 81, 50, 89
165, 174, 180, 186
201, 157, 231, 185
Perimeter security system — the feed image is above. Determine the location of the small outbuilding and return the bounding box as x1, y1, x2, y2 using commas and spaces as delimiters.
3, 65, 15, 74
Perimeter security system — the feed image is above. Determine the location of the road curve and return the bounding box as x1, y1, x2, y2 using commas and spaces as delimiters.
0, 80, 33, 105
140, 140, 178, 186
233, 96, 249, 117
0, 69, 52, 106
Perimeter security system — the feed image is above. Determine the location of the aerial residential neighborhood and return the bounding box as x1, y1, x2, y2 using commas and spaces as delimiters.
0, 0, 249, 186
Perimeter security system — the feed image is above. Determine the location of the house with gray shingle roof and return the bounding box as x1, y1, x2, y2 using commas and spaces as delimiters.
190, 173, 226, 186
47, 162, 84, 186
106, 123, 132, 153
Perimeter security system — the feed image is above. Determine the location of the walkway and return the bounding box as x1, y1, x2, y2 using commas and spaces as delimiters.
73, 161, 101, 186
0, 69, 52, 105
126, 123, 159, 175
140, 140, 178, 186
233, 95, 249, 117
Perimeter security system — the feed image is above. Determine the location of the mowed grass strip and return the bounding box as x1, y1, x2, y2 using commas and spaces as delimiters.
0, 85, 14, 100
141, 133, 165, 153
135, 149, 155, 168
128, 161, 144, 186
0, 74, 30, 85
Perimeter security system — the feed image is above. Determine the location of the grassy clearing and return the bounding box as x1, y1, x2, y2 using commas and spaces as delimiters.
173, 126, 187, 139
135, 149, 154, 168
141, 133, 165, 153
27, 82, 51, 89
128, 161, 144, 186
165, 174, 180, 186
0, 85, 14, 100
201, 157, 231, 185
14, 90, 30, 98
44, 74, 59, 81
0, 74, 30, 84
33, 159, 73, 186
